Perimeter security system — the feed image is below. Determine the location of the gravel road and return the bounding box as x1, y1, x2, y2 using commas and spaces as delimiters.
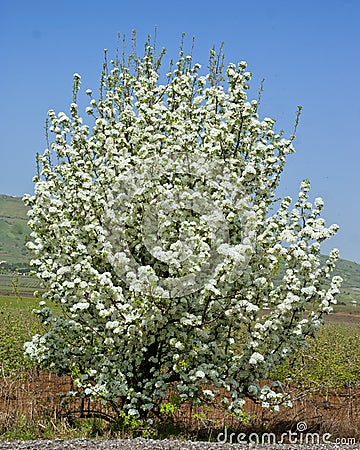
0, 439, 359, 449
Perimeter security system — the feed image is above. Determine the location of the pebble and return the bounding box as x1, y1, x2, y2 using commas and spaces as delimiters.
0, 439, 359, 450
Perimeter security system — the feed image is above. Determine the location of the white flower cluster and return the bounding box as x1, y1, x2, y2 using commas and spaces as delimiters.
24, 38, 341, 421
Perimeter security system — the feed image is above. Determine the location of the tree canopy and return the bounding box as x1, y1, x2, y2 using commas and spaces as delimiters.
24, 35, 342, 421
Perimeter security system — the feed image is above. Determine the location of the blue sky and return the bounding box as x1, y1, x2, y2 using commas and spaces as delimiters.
0, 0, 359, 263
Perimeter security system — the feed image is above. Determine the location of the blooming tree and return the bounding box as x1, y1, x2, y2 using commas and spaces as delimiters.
24, 36, 342, 420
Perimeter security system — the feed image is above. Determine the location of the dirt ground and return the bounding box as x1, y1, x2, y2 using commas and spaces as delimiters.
0, 370, 359, 441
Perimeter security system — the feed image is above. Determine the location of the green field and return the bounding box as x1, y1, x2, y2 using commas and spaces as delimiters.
0, 274, 40, 297
0, 295, 42, 310
0, 296, 43, 376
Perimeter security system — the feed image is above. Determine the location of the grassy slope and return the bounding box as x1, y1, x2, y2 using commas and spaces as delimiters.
0, 194, 30, 269
328, 256, 360, 311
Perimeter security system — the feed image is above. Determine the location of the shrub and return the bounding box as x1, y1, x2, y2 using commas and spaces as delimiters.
24, 34, 341, 421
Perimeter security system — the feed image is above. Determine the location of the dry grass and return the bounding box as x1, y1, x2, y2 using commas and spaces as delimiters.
0, 370, 359, 441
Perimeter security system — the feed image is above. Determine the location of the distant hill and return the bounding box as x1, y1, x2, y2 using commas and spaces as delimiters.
330, 257, 360, 289
0, 194, 30, 272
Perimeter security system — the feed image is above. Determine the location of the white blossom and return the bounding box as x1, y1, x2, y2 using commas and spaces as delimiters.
23, 35, 341, 421
249, 352, 265, 365
195, 370, 206, 378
